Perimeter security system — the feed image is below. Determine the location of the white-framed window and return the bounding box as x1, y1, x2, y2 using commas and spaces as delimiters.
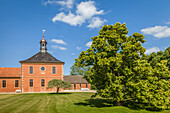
41, 79, 45, 87
2, 80, 6, 88
30, 79, 33, 87
30, 66, 33, 74
52, 67, 56, 74
15, 80, 19, 87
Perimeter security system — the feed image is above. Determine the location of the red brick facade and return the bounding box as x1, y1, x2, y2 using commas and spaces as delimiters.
0, 66, 91, 92
21, 63, 63, 92
0, 78, 21, 92
70, 83, 91, 90
0, 67, 21, 92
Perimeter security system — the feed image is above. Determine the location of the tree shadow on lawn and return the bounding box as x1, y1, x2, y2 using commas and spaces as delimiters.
74, 99, 163, 111
30, 92, 73, 96
74, 98, 115, 108
48, 92, 72, 95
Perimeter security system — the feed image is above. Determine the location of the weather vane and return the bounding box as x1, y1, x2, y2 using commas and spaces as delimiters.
42, 30, 46, 34
42, 30, 46, 38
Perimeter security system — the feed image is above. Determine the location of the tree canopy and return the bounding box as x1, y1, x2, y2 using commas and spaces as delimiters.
47, 79, 71, 94
75, 23, 170, 110
143, 47, 170, 70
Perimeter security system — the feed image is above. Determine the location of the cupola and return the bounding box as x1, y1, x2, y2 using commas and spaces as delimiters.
40, 30, 47, 52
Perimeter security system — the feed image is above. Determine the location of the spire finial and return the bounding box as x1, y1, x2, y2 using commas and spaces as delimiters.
42, 30, 45, 38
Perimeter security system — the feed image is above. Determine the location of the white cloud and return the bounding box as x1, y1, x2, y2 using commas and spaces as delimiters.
51, 39, 67, 45
76, 1, 104, 19
71, 53, 75, 55
52, 1, 106, 27
166, 21, 170, 24
85, 41, 92, 47
87, 17, 107, 28
141, 26, 170, 38
52, 12, 85, 26
51, 45, 67, 50
145, 47, 160, 54
44, 0, 74, 9
76, 46, 82, 50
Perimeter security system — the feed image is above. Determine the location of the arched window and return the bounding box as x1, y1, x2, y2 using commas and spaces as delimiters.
41, 79, 45, 87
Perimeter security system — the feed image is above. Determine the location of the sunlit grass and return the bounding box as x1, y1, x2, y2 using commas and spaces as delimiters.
0, 93, 169, 113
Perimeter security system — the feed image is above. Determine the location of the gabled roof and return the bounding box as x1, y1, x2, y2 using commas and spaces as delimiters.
63, 75, 89, 84
0, 67, 21, 78
19, 52, 64, 63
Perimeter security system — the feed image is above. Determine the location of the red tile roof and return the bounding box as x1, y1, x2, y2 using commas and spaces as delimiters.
0, 67, 21, 77
19, 52, 64, 63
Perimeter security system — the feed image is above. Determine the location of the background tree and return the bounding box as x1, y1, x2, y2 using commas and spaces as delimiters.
47, 79, 71, 94
143, 47, 170, 70
70, 65, 90, 76
70, 65, 96, 89
75, 23, 170, 110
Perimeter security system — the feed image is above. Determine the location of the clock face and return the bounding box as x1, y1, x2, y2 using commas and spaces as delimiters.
41, 67, 45, 71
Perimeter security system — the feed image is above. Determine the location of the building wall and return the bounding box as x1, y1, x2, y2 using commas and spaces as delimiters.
0, 78, 21, 92
21, 63, 63, 92
0, 64, 92, 92
66, 83, 91, 90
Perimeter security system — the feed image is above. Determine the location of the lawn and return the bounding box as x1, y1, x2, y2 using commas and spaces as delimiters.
0, 92, 169, 113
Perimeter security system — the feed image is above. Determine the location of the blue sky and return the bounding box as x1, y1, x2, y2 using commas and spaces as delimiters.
0, 0, 170, 75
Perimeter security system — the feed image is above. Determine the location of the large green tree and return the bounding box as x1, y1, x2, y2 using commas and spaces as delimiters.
47, 79, 71, 94
75, 23, 170, 110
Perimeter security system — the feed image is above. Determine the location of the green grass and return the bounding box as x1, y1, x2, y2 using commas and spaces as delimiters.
0, 92, 169, 113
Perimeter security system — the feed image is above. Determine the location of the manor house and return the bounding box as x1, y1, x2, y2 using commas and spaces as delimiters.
0, 34, 90, 93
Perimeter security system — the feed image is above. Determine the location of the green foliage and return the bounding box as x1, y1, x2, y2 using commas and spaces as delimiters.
47, 79, 71, 94
75, 22, 170, 110
70, 64, 96, 89
143, 47, 170, 70
70, 65, 90, 76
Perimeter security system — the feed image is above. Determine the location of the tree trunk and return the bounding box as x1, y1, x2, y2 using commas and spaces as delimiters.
116, 100, 122, 106
56, 87, 59, 94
